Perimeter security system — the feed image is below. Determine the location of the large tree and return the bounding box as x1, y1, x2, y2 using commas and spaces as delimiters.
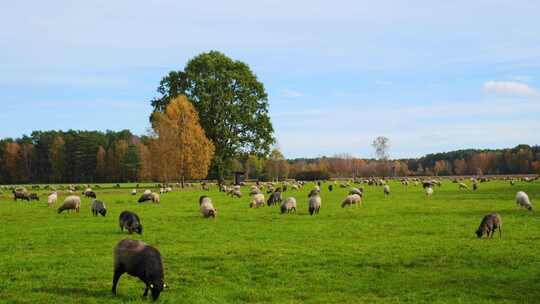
152, 95, 215, 185
150, 51, 274, 184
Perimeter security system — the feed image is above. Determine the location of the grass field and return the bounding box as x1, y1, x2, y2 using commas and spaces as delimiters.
1, 180, 540, 303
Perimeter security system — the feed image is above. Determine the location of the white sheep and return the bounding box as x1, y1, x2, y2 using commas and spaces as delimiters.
57, 195, 81, 214
458, 182, 468, 190
199, 196, 217, 218
516, 191, 533, 211
250, 193, 265, 208
425, 187, 434, 198
341, 194, 361, 208
383, 185, 390, 196
151, 193, 161, 204
308, 191, 321, 215
131, 189, 137, 196
47, 191, 58, 208
280, 197, 297, 214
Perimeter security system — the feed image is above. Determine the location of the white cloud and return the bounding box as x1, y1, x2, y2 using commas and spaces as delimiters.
483, 80, 538, 97
281, 89, 305, 98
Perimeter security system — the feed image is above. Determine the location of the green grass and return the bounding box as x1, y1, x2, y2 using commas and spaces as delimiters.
1, 180, 540, 303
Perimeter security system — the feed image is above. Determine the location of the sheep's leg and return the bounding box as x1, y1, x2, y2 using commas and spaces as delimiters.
499, 227, 502, 239
112, 269, 124, 295
143, 284, 149, 297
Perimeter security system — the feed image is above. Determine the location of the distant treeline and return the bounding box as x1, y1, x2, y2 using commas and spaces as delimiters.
0, 130, 145, 184
0, 130, 538, 184
287, 145, 540, 179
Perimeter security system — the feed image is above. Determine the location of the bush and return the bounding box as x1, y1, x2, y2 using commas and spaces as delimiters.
294, 170, 330, 181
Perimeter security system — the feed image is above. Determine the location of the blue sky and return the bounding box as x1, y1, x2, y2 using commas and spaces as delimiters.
1, 0, 539, 158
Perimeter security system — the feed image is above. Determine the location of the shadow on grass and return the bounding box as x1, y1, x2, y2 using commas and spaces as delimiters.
31, 287, 118, 299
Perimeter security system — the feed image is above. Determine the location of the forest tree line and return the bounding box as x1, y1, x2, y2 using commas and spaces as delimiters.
0, 130, 538, 184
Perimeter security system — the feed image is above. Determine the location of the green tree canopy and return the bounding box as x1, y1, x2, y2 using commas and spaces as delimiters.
150, 51, 274, 183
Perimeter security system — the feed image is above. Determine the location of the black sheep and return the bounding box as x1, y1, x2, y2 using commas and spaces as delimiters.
112, 239, 165, 301
138, 193, 153, 203
476, 213, 502, 239
267, 188, 282, 206
91, 200, 107, 216
83, 191, 97, 198
119, 211, 143, 234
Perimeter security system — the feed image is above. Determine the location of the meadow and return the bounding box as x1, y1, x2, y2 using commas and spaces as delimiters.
1, 179, 539, 304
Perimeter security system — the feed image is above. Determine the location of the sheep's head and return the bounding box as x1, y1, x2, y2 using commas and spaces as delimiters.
475, 228, 484, 238
150, 280, 166, 301
99, 209, 107, 216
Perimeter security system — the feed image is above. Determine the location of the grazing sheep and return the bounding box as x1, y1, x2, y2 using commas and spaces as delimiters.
349, 187, 363, 197
199, 196, 217, 218
250, 193, 265, 208
341, 194, 361, 208
475, 213, 502, 239
425, 187, 434, 198
131, 189, 137, 196
91, 200, 107, 216
267, 188, 283, 206
383, 185, 390, 196
280, 197, 297, 214
510, 180, 515, 186
57, 196, 81, 214
308, 190, 321, 215
473, 182, 478, 191
47, 192, 58, 208
112, 239, 165, 301
458, 183, 468, 190
151, 193, 161, 204
138, 193, 153, 203
249, 186, 261, 195
119, 211, 143, 234
291, 184, 299, 191
516, 191, 533, 211
12, 189, 30, 201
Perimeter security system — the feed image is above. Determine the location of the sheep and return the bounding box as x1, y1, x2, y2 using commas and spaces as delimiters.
199, 196, 217, 218
473, 182, 478, 191
112, 239, 165, 301
349, 187, 363, 197
280, 197, 297, 214
516, 191, 533, 211
250, 193, 265, 208
291, 184, 299, 191
249, 186, 261, 195
91, 200, 107, 216
151, 193, 161, 204
84, 191, 97, 198
138, 193, 154, 203
119, 211, 143, 234
425, 187, 434, 198
308, 190, 321, 215
475, 213, 502, 239
143, 189, 152, 195
131, 189, 137, 196
458, 182, 468, 190
267, 188, 283, 206
12, 189, 30, 201
57, 196, 81, 214
383, 185, 390, 196
47, 192, 58, 208
341, 194, 361, 208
